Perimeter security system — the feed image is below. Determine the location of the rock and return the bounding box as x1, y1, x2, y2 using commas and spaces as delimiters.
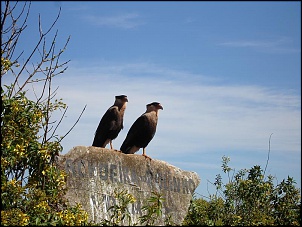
57, 146, 201, 225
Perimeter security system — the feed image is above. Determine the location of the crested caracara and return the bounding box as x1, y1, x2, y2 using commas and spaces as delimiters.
120, 102, 163, 159
92, 95, 128, 149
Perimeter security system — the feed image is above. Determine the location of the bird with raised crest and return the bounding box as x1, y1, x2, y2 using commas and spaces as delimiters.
120, 102, 163, 159
92, 95, 128, 149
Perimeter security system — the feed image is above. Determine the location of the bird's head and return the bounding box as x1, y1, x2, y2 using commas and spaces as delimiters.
146, 102, 163, 111
115, 95, 128, 111
115, 95, 128, 103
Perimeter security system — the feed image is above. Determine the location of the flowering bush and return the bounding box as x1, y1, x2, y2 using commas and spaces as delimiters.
1, 1, 88, 225
1, 76, 89, 227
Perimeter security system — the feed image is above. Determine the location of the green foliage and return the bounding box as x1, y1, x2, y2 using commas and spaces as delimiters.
183, 156, 301, 226
183, 194, 224, 226
1, 1, 88, 225
101, 188, 136, 226
99, 189, 172, 226
1, 86, 89, 226
139, 191, 165, 226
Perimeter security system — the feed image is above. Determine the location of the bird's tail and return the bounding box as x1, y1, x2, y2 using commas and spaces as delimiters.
120, 144, 128, 154
120, 144, 139, 154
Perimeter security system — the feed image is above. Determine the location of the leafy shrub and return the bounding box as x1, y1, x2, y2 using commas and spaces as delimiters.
183, 156, 301, 226
1, 1, 88, 225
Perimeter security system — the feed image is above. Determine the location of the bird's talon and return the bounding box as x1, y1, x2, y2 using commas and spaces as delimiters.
142, 154, 152, 160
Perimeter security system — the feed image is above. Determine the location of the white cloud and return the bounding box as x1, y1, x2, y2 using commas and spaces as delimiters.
3, 60, 300, 196
218, 37, 301, 54
219, 40, 277, 48
44, 61, 300, 156
3, 60, 300, 156
183, 17, 195, 24
84, 13, 143, 29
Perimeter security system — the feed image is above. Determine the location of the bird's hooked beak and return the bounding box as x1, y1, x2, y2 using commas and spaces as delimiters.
158, 104, 163, 110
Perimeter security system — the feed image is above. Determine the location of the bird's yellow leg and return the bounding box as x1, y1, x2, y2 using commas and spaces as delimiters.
110, 141, 121, 152
142, 148, 152, 160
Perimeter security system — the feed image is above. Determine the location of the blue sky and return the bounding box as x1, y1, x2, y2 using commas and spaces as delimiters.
2, 1, 301, 198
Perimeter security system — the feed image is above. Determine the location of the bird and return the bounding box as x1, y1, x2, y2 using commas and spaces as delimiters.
120, 102, 163, 159
92, 95, 128, 149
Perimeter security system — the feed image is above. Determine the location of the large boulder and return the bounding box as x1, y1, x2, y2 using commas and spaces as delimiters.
57, 146, 200, 225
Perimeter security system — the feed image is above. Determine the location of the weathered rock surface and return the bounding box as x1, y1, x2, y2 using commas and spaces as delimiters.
57, 146, 201, 225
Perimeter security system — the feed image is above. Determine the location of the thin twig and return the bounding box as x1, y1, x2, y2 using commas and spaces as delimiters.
42, 74, 52, 144
264, 133, 273, 177
59, 105, 87, 142
48, 106, 68, 142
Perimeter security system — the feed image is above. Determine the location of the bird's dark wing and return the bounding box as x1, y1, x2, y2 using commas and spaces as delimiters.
92, 106, 120, 147
120, 114, 155, 153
